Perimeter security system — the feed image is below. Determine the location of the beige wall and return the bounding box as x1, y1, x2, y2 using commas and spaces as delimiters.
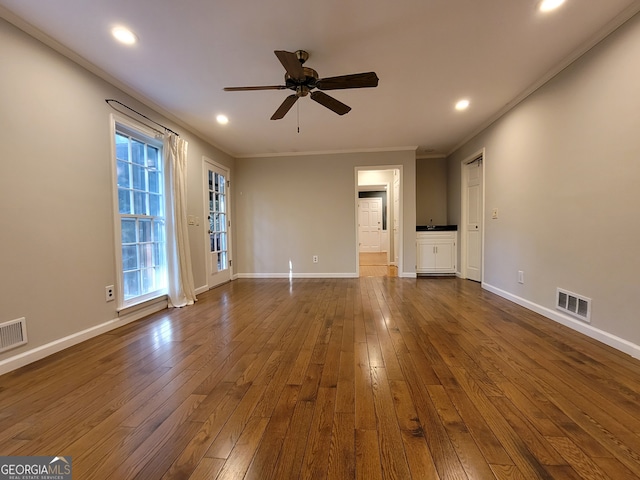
416, 157, 447, 225
234, 151, 416, 277
0, 17, 233, 366
447, 13, 640, 353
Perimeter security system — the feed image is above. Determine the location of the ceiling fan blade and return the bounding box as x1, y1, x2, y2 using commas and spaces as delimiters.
224, 85, 287, 91
316, 72, 379, 90
310, 91, 351, 116
274, 50, 305, 82
271, 94, 298, 120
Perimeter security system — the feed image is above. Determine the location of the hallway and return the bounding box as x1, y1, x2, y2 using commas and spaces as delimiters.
359, 252, 397, 277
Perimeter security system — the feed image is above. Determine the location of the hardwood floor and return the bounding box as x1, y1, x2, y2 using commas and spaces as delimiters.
2, 277, 640, 479
359, 252, 396, 277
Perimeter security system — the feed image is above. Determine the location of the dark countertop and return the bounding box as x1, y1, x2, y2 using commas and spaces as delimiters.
416, 225, 458, 231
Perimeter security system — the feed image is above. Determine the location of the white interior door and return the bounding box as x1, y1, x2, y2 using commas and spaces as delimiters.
358, 197, 382, 252
465, 160, 482, 282
205, 161, 231, 288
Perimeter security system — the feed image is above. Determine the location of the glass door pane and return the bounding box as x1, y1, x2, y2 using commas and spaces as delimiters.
208, 170, 227, 272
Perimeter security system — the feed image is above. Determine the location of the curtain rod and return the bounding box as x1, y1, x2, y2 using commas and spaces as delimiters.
105, 99, 180, 137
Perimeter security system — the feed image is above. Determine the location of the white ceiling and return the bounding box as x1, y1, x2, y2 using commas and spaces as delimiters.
1, 0, 639, 158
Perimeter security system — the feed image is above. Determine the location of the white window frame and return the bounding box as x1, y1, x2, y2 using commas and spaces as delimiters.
110, 114, 168, 310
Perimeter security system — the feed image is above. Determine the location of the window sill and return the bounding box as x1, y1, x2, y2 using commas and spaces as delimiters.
117, 292, 168, 316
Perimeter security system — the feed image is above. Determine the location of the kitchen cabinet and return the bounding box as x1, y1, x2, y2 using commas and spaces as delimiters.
416, 231, 456, 274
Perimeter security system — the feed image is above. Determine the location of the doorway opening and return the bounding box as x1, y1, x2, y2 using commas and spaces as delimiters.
460, 149, 484, 283
356, 167, 402, 277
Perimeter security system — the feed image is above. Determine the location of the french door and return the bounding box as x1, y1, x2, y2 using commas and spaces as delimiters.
204, 160, 231, 288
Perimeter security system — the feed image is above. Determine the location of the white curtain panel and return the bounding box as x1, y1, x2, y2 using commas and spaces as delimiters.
164, 134, 197, 307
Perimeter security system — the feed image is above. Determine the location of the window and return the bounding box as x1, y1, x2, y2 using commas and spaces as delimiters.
113, 121, 167, 307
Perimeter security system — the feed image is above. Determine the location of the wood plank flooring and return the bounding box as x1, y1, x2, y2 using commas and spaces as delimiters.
2, 277, 640, 479
359, 252, 396, 277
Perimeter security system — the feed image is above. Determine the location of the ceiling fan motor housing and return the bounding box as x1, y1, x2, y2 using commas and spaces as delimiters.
285, 67, 318, 92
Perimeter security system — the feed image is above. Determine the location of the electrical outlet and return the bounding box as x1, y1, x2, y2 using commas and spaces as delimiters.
105, 285, 115, 302
518, 271, 524, 284
312, 255, 319, 263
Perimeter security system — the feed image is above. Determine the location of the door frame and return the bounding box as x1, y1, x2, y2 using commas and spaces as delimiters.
460, 148, 485, 282
355, 166, 403, 276
202, 156, 233, 288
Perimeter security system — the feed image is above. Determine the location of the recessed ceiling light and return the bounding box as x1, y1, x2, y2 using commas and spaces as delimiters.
455, 99, 470, 111
539, 0, 565, 12
216, 114, 229, 125
111, 26, 137, 45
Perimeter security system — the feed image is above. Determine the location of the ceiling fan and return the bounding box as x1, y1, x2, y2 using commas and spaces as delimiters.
224, 50, 379, 120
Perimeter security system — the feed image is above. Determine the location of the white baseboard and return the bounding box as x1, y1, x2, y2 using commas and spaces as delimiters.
399, 271, 417, 278
0, 300, 168, 376
235, 272, 358, 279
195, 285, 209, 295
483, 282, 640, 360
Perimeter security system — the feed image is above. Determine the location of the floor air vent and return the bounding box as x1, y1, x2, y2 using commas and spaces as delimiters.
556, 289, 591, 323
0, 318, 28, 353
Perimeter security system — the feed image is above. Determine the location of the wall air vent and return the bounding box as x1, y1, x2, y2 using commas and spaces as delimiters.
556, 288, 591, 323
0, 318, 28, 353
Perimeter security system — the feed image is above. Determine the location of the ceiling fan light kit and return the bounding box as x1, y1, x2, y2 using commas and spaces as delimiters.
224, 50, 379, 120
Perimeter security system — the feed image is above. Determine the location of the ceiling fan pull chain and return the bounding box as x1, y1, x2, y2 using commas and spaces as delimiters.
297, 100, 300, 133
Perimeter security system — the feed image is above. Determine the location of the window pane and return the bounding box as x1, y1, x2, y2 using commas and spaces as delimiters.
118, 189, 131, 214
147, 145, 159, 170
139, 219, 152, 242
219, 193, 225, 214
123, 271, 140, 299
149, 194, 162, 217
140, 244, 153, 268
132, 165, 145, 190
132, 140, 145, 165
148, 171, 160, 193
134, 192, 147, 215
208, 171, 213, 190
154, 220, 165, 242
116, 134, 129, 161
122, 245, 138, 270
153, 242, 165, 267
121, 218, 136, 243
117, 161, 130, 188
141, 268, 155, 294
